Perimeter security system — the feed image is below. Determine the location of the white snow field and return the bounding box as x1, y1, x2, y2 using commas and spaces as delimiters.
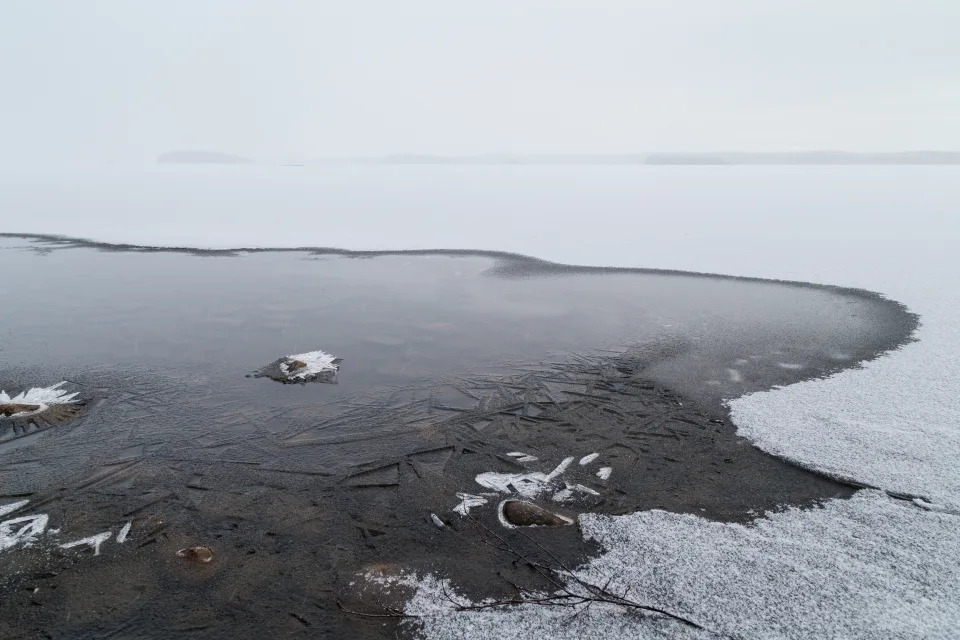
3, 165, 959, 637
405, 490, 960, 639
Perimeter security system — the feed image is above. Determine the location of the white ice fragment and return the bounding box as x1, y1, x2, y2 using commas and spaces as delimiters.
507, 451, 538, 462
552, 482, 601, 502
59, 531, 112, 556
116, 521, 132, 543
726, 368, 743, 383
777, 362, 804, 370
579, 453, 599, 466
476, 457, 579, 499
544, 456, 576, 482
430, 513, 445, 528
280, 350, 339, 380
475, 471, 552, 498
596, 467, 613, 480
0, 382, 79, 418
1, 514, 50, 552
453, 493, 488, 516
0, 500, 29, 518
573, 484, 600, 496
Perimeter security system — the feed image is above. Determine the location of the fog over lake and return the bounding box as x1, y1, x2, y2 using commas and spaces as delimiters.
2, 1, 959, 638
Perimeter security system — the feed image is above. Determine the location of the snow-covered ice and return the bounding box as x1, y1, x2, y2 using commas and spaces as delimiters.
404, 491, 960, 639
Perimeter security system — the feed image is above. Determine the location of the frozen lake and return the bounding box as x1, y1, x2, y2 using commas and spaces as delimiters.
1, 165, 958, 639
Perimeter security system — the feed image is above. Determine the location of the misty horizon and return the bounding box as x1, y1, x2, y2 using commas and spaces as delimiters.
156, 149, 960, 166
2, 1, 958, 166
2, 3, 960, 639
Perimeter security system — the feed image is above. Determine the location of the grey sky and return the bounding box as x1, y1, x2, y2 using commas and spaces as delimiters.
2, 0, 958, 162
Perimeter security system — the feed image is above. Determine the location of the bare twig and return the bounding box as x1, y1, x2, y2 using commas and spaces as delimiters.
461, 514, 718, 634
336, 600, 417, 619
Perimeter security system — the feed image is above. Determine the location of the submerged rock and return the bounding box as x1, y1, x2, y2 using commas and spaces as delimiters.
499, 500, 573, 528
254, 350, 342, 384
0, 382, 82, 429
0, 403, 41, 417
177, 546, 215, 563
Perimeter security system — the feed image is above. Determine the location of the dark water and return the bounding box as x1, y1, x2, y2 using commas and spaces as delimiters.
1, 236, 906, 403
0, 236, 915, 639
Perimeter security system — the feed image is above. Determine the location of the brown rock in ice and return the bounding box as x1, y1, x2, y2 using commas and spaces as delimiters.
0, 403, 40, 417
177, 546, 215, 564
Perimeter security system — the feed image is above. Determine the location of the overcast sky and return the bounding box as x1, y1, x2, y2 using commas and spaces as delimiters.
1, 0, 958, 162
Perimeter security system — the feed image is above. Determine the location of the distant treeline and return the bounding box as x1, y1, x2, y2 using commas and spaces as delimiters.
158, 151, 960, 166
644, 151, 960, 165
363, 152, 960, 165
158, 151, 251, 164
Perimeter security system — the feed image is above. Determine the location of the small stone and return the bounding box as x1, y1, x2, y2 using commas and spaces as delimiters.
501, 500, 572, 527
176, 546, 215, 563
287, 360, 308, 371
0, 403, 41, 417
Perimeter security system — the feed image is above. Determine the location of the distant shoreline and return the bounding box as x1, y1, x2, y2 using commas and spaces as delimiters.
643, 151, 960, 165
159, 150, 960, 166
157, 151, 251, 164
